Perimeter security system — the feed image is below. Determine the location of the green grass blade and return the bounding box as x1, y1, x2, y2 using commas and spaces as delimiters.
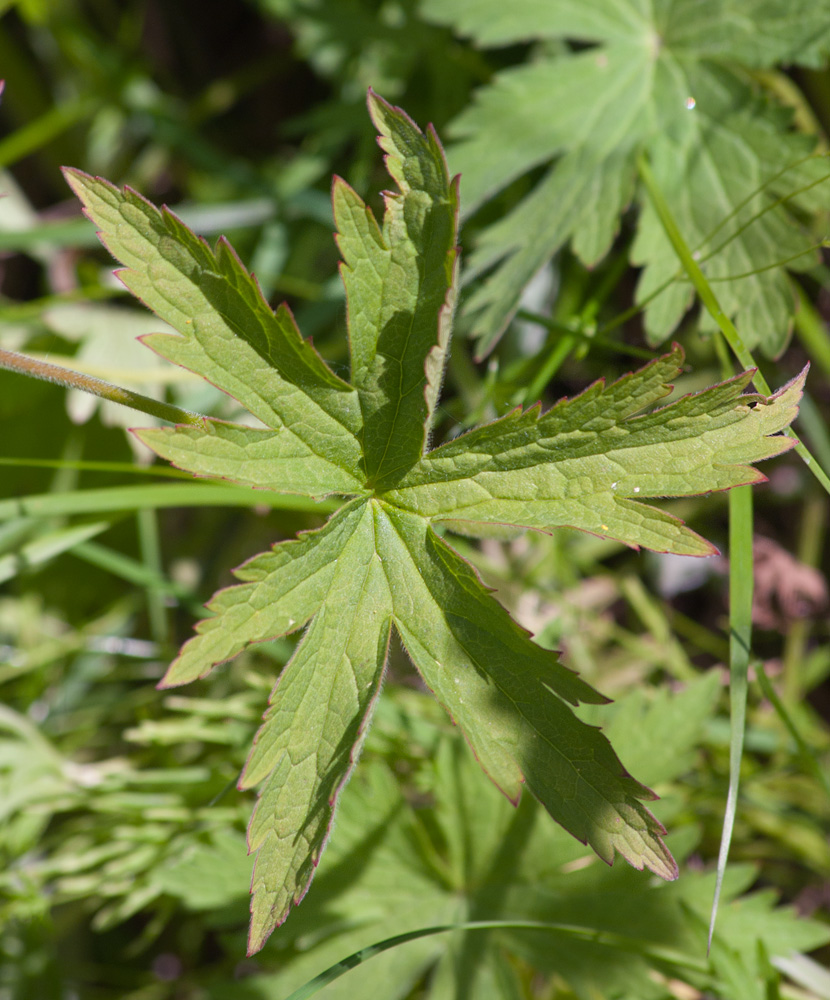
793, 279, 830, 379
0, 457, 191, 478
281, 919, 712, 1000
137, 509, 168, 646
72, 540, 199, 609
0, 200, 276, 253
0, 484, 340, 521
0, 94, 97, 169
0, 521, 110, 584
708, 484, 754, 952
756, 662, 830, 799
797, 393, 830, 477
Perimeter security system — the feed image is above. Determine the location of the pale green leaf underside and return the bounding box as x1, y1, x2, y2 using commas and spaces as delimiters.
241, 501, 391, 954
460, 150, 636, 350
383, 350, 804, 555
425, 0, 830, 355
421, 0, 830, 65
62, 168, 364, 481
133, 420, 363, 499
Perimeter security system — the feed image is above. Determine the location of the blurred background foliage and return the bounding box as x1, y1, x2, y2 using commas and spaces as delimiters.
0, 1, 829, 997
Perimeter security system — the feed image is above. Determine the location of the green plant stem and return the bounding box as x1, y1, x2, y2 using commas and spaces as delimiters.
636, 153, 830, 497
797, 392, 830, 476
0, 285, 122, 322
0, 348, 204, 426
521, 248, 639, 405
516, 312, 655, 362
72, 540, 202, 614
137, 509, 169, 648
0, 457, 190, 477
668, 608, 730, 662
756, 661, 830, 800
524, 332, 576, 405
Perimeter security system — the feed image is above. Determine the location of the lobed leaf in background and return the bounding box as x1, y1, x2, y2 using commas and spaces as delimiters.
421, 0, 830, 357
63, 91, 803, 954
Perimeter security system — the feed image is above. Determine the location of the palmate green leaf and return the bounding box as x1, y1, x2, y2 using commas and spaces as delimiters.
422, 0, 830, 356
159, 499, 370, 687
64, 91, 804, 954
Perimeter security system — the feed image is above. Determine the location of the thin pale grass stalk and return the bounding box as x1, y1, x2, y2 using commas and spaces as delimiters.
137, 509, 169, 648
708, 483, 754, 951
0, 484, 339, 521
637, 154, 768, 951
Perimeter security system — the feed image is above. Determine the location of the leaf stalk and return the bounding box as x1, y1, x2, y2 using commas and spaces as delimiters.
0, 347, 205, 426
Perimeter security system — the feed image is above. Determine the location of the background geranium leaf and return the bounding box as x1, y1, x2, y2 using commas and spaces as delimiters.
62, 90, 804, 954
422, 0, 830, 356
228, 681, 830, 1000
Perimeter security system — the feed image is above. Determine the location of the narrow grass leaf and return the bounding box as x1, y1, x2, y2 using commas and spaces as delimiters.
0, 484, 338, 521
0, 521, 110, 584
282, 919, 712, 1000
709, 484, 754, 952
